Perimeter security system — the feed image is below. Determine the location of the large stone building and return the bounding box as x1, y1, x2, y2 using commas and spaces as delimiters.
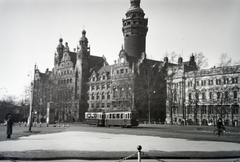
165, 55, 240, 126
32, 0, 167, 123
33, 31, 106, 122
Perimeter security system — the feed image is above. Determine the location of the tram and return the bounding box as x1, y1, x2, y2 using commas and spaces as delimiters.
85, 112, 105, 126
85, 110, 139, 127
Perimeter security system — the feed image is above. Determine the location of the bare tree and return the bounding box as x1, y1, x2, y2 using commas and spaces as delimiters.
163, 52, 179, 63
135, 61, 166, 123
193, 52, 209, 69
218, 53, 232, 67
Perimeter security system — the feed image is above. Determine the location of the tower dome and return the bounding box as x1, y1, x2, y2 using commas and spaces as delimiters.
80, 30, 88, 43
127, 0, 144, 14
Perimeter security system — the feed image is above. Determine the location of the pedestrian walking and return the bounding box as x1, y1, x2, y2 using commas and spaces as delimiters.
6, 115, 13, 139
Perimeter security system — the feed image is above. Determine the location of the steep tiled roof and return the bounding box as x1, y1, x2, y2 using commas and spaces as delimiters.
69, 52, 77, 67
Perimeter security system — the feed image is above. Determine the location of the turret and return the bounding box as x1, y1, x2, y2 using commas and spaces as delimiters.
77, 30, 90, 59
56, 38, 64, 61
122, 0, 148, 58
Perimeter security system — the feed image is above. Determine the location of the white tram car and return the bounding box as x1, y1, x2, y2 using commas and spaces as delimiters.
85, 110, 139, 127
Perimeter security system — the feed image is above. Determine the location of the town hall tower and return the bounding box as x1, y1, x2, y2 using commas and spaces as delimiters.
122, 0, 148, 58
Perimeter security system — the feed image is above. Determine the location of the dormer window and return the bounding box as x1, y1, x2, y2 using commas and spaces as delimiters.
120, 69, 124, 74
103, 75, 106, 80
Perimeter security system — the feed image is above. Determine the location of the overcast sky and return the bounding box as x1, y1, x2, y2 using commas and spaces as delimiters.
0, 0, 240, 100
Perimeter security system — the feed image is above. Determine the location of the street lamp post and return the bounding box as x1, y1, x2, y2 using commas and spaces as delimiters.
28, 71, 33, 131
148, 90, 156, 124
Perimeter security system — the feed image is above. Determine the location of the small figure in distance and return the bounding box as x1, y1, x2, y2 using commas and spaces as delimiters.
6, 115, 13, 139
216, 118, 225, 136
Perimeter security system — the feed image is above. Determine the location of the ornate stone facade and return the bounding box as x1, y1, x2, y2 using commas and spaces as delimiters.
166, 56, 240, 126
33, 31, 106, 122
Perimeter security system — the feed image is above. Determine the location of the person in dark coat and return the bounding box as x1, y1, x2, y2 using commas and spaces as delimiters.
6, 115, 13, 139
217, 118, 224, 136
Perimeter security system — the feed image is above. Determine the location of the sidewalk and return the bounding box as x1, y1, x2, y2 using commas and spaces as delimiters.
0, 130, 240, 160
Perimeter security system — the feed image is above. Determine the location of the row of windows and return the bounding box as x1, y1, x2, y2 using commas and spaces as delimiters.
91, 75, 107, 82
187, 77, 238, 87
186, 105, 239, 115
58, 78, 72, 84
90, 92, 111, 100
188, 91, 238, 101
91, 83, 111, 91
58, 69, 73, 76
116, 68, 128, 75
90, 103, 111, 109
123, 19, 147, 27
106, 113, 131, 119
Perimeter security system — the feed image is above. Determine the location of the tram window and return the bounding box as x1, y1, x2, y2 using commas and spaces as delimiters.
129, 113, 131, 119
117, 114, 119, 119
125, 113, 128, 119
120, 114, 123, 119
113, 114, 115, 119
110, 114, 112, 119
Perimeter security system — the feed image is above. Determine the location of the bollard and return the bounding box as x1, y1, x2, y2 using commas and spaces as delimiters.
137, 145, 142, 162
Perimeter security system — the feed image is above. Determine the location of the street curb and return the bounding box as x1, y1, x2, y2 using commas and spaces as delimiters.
1, 151, 240, 161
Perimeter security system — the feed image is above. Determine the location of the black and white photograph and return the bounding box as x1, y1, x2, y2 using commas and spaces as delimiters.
0, 0, 240, 161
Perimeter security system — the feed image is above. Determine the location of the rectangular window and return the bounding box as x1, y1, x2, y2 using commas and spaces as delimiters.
120, 69, 124, 74
189, 93, 192, 100
208, 106, 214, 114
202, 93, 206, 100
225, 92, 228, 99
196, 81, 199, 86
196, 93, 199, 100
233, 106, 239, 114
202, 106, 207, 114
102, 93, 105, 99
234, 91, 238, 99
217, 92, 221, 99
209, 92, 212, 100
